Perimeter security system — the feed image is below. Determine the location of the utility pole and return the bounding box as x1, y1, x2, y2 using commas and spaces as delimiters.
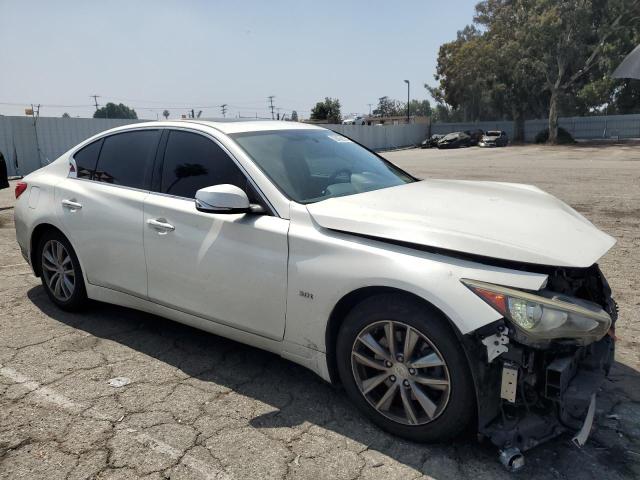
367, 103, 373, 116
267, 96, 275, 120
90, 95, 100, 112
220, 104, 228, 118
31, 104, 46, 166
404, 80, 410, 123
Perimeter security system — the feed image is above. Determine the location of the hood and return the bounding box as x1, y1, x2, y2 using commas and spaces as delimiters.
306, 180, 615, 268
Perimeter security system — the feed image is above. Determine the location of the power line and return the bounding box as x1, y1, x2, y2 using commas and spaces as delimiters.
267, 96, 275, 120
0, 98, 313, 119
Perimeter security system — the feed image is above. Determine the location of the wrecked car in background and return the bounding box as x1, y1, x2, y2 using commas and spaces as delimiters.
437, 131, 472, 149
465, 128, 485, 146
15, 120, 617, 472
479, 130, 509, 147
421, 134, 444, 149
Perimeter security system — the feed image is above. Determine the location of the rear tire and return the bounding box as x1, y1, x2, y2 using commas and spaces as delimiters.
336, 293, 475, 442
37, 230, 87, 311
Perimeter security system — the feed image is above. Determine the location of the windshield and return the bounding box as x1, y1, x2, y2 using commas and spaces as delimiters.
231, 129, 415, 203
486, 131, 501, 136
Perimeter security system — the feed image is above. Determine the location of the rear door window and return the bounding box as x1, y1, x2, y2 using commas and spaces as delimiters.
94, 130, 160, 189
73, 139, 103, 179
159, 130, 247, 199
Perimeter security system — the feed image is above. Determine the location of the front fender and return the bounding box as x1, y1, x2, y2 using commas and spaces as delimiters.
283, 205, 547, 353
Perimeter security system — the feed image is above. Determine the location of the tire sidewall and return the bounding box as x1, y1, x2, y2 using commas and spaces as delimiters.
336, 294, 475, 442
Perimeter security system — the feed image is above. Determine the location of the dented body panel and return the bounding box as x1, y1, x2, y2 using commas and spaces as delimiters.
306, 179, 616, 268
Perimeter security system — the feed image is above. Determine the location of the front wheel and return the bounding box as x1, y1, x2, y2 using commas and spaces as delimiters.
336, 294, 475, 442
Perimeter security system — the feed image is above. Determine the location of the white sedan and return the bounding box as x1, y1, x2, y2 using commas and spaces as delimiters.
14, 120, 617, 468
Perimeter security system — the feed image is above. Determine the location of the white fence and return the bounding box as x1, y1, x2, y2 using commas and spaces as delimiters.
431, 113, 640, 142
0, 117, 145, 177
0, 117, 430, 177
325, 123, 430, 151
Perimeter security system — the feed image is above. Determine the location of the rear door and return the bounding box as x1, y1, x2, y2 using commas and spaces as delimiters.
55, 128, 160, 296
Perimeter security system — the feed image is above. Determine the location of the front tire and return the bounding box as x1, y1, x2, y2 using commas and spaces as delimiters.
336, 293, 475, 442
38, 230, 87, 311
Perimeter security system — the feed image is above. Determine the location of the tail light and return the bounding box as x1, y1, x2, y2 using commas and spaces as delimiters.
15, 182, 28, 199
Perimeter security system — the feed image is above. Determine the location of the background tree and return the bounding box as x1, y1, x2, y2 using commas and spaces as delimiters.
93, 102, 138, 120
290, 110, 299, 121
61, 112, 70, 118
503, 0, 632, 143
430, 0, 639, 143
373, 96, 405, 117
162, 110, 170, 119
408, 99, 433, 117
310, 97, 342, 123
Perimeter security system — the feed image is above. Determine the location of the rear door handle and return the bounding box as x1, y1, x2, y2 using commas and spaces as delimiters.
147, 218, 175, 233
61, 199, 82, 210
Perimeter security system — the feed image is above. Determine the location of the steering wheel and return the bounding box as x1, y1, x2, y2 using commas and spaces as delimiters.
327, 168, 352, 185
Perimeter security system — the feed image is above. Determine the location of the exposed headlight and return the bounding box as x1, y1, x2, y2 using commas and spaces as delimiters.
462, 279, 611, 345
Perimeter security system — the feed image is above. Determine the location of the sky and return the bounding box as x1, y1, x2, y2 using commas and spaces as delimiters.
0, 0, 478, 120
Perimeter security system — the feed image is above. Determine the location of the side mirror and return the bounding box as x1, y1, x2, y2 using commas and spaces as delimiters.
195, 184, 250, 214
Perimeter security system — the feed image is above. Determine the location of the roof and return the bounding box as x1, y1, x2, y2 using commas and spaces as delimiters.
96, 120, 327, 141
170, 119, 325, 135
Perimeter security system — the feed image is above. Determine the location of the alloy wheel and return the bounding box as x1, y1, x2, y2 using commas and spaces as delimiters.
41, 239, 75, 302
351, 320, 451, 426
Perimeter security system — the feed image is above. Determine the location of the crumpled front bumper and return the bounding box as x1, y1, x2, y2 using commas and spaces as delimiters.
464, 323, 615, 453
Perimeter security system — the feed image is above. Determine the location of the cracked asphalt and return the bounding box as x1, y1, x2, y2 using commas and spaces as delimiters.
1, 143, 639, 479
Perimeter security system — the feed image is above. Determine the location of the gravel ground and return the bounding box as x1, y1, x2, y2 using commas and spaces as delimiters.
1, 144, 639, 479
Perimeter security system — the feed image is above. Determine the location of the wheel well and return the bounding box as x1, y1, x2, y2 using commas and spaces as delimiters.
30, 223, 65, 277
325, 286, 464, 385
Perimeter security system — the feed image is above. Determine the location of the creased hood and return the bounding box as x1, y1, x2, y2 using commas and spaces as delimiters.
306, 180, 616, 268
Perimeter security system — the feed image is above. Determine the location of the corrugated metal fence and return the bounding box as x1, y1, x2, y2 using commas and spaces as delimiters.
4, 114, 636, 177
431, 114, 640, 142
325, 123, 430, 151
0, 117, 429, 177
0, 117, 144, 177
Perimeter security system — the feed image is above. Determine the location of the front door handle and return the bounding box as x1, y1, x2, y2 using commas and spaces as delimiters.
147, 218, 175, 233
61, 199, 82, 210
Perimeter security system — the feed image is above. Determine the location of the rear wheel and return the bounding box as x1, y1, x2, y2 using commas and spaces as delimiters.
336, 294, 475, 442
38, 230, 87, 311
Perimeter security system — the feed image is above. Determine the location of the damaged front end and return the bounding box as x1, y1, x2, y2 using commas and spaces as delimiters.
462, 265, 617, 471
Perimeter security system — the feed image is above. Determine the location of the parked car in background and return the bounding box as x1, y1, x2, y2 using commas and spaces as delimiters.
421, 134, 444, 149
479, 130, 509, 147
15, 120, 617, 470
437, 131, 472, 149
465, 129, 485, 146
0, 152, 9, 190
342, 116, 367, 125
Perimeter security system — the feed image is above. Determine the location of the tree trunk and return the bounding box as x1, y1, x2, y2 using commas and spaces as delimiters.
548, 89, 559, 144
512, 109, 525, 143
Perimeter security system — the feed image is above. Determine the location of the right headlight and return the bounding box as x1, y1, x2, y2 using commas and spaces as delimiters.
462, 279, 611, 345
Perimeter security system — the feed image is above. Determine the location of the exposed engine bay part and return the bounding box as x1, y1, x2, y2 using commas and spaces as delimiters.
572, 394, 596, 447
499, 447, 525, 472
462, 263, 616, 470
477, 333, 614, 454
482, 329, 509, 362
500, 364, 518, 403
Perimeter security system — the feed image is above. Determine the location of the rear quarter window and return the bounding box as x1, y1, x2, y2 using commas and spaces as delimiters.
94, 130, 160, 189
73, 139, 103, 179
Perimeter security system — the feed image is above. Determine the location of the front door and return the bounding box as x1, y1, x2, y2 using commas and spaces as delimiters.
143, 129, 289, 339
